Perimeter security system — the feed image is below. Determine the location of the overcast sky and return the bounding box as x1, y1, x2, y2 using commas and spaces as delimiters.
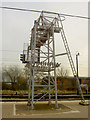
1, 2, 88, 77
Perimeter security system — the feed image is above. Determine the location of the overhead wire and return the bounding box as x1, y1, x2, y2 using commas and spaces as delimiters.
0, 50, 22, 52
0, 6, 90, 20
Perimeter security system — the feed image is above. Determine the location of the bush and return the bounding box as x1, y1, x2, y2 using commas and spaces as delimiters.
2, 82, 12, 90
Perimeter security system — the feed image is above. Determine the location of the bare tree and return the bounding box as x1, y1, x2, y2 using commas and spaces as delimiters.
56, 67, 69, 90
2, 65, 23, 90
56, 67, 69, 77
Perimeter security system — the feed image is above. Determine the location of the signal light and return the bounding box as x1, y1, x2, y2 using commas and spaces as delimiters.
20, 54, 25, 63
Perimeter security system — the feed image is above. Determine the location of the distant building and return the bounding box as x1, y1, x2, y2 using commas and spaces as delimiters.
57, 76, 90, 91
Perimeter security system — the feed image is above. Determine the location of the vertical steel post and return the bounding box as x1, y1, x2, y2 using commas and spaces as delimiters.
29, 32, 33, 108
31, 21, 37, 110
76, 53, 79, 77
28, 78, 31, 105
31, 68, 34, 109
52, 23, 58, 108
76, 53, 80, 95
38, 47, 40, 62
48, 32, 51, 105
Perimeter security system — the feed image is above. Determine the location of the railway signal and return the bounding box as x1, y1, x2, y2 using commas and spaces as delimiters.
20, 54, 26, 63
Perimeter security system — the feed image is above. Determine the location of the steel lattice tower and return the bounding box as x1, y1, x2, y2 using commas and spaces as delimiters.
20, 12, 85, 110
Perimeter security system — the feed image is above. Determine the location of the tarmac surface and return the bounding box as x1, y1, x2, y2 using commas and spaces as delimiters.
0, 100, 89, 119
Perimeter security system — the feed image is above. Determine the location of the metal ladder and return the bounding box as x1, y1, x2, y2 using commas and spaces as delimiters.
58, 14, 85, 102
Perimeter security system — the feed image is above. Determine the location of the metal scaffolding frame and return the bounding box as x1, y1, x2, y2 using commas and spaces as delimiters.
20, 12, 85, 110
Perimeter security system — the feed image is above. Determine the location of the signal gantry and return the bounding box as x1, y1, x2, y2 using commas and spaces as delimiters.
20, 12, 85, 109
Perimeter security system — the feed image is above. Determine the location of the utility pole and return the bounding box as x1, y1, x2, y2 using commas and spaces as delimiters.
76, 52, 80, 95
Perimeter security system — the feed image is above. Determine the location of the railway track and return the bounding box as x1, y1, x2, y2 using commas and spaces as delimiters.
0, 94, 90, 102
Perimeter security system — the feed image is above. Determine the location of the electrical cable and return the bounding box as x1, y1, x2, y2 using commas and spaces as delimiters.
0, 50, 22, 52
0, 6, 90, 20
